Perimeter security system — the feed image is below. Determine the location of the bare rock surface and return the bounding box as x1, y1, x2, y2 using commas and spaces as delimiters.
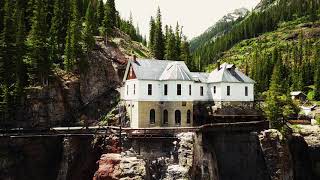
93, 153, 146, 180
259, 129, 294, 180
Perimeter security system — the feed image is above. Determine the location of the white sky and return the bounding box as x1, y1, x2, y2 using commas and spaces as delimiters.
115, 0, 260, 39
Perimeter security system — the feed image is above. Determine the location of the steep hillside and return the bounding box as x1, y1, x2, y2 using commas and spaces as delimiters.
190, 8, 248, 52
191, 0, 320, 70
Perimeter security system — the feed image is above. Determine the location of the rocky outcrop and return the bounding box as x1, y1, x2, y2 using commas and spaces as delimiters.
13, 39, 125, 128
289, 125, 320, 180
93, 152, 146, 180
259, 129, 294, 180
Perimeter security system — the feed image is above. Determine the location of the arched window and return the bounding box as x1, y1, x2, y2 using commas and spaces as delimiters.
150, 109, 155, 124
175, 110, 181, 125
163, 110, 168, 124
187, 110, 191, 124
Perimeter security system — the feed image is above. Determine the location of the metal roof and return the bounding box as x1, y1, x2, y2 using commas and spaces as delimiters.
123, 60, 254, 84
159, 62, 193, 81
207, 63, 255, 83
190, 72, 210, 83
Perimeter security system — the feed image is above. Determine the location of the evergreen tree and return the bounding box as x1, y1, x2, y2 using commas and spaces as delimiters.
164, 26, 176, 60
153, 7, 165, 59
14, 0, 28, 96
0, 0, 16, 122
49, 0, 67, 64
26, 0, 51, 85
103, 0, 116, 36
149, 16, 155, 52
97, 0, 105, 27
64, 0, 82, 71
314, 45, 320, 100
264, 57, 298, 129
0, 0, 4, 33
83, 1, 96, 53
174, 22, 181, 59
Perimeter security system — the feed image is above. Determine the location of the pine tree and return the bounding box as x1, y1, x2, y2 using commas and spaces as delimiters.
0, 0, 16, 122
103, 0, 116, 36
83, 1, 96, 53
14, 0, 28, 96
149, 17, 155, 52
64, 0, 82, 71
153, 7, 165, 59
164, 26, 176, 60
174, 22, 181, 59
97, 0, 105, 27
26, 0, 51, 85
49, 0, 67, 65
0, 0, 4, 33
314, 45, 320, 100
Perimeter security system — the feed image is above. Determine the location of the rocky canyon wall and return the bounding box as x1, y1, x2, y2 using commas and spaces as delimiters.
1, 127, 319, 180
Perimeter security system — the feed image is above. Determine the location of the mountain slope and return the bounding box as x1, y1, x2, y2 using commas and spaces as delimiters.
190, 8, 249, 52
191, 0, 320, 70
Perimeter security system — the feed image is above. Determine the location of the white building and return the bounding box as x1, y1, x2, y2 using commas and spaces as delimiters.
121, 59, 255, 128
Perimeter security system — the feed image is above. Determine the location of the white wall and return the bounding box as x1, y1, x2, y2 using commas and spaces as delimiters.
209, 82, 254, 102
123, 80, 195, 102
122, 80, 254, 102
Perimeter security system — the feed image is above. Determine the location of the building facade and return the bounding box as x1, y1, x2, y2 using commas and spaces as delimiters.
121, 59, 255, 128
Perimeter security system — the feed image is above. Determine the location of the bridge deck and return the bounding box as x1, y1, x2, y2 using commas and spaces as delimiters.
0, 121, 269, 138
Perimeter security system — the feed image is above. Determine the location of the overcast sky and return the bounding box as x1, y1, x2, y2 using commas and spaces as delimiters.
115, 0, 260, 39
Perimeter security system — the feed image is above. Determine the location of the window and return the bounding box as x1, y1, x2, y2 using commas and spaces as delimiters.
227, 86, 230, 96
177, 84, 181, 95
187, 110, 191, 124
214, 86, 216, 94
200, 86, 204, 96
127, 85, 129, 95
189, 85, 192, 95
148, 84, 152, 95
175, 110, 181, 125
133, 84, 136, 95
150, 109, 155, 124
182, 102, 187, 106
245, 86, 248, 96
164, 84, 168, 95
163, 110, 168, 124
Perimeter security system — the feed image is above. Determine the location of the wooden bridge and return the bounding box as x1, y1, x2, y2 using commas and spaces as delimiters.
0, 120, 269, 139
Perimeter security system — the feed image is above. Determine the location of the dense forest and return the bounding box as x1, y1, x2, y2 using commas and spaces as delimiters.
0, 0, 145, 122
191, 0, 320, 128
192, 0, 320, 68
147, 8, 191, 65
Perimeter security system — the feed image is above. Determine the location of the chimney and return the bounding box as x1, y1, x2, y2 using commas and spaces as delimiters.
217, 61, 220, 70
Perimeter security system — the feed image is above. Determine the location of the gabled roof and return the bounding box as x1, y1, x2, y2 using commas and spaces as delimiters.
123, 59, 192, 81
159, 62, 193, 81
207, 63, 255, 83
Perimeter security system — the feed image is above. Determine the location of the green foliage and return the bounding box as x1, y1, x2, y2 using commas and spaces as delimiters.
153, 8, 165, 59
316, 116, 320, 125
96, 0, 105, 27
264, 59, 299, 129
192, 0, 320, 68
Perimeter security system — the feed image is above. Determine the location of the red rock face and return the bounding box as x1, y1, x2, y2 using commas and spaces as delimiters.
93, 154, 122, 180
